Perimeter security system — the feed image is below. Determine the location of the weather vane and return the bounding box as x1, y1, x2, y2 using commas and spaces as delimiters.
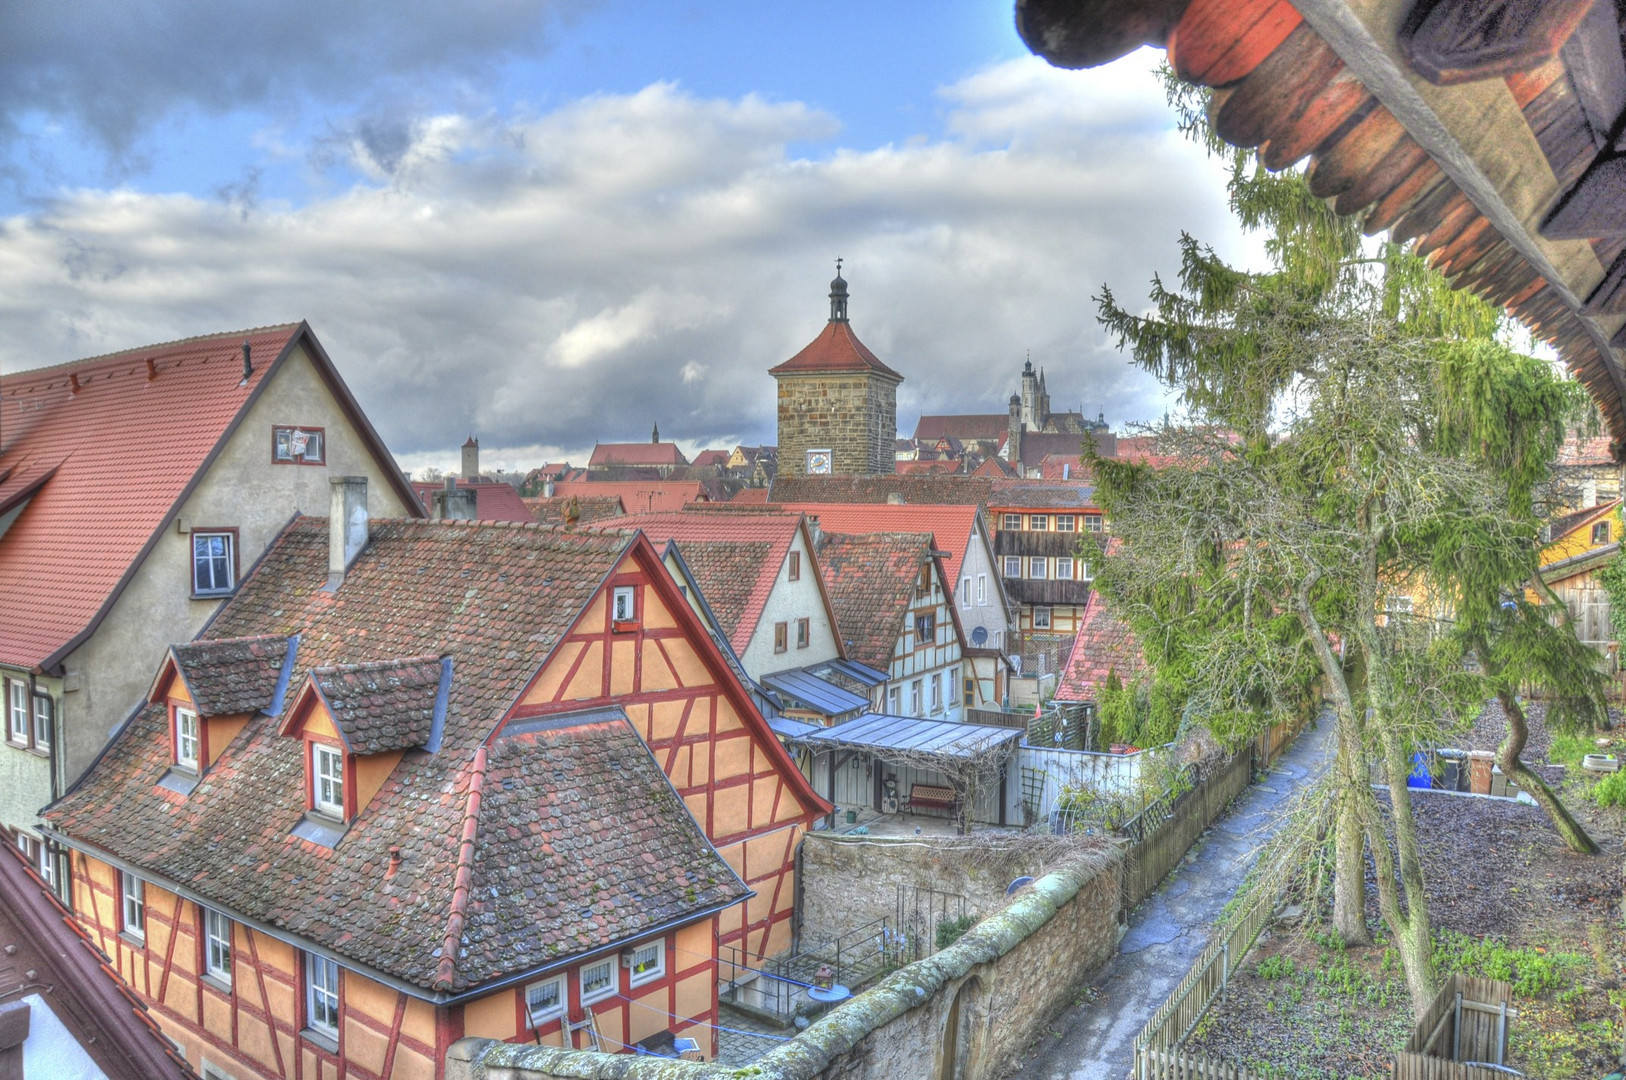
835, 257, 843, 275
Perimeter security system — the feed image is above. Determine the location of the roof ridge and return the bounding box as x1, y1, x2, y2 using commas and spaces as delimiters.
1, 323, 303, 381
434, 744, 488, 991
311, 654, 444, 676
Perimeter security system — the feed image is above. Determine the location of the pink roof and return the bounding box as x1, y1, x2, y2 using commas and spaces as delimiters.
1038, 453, 1094, 480
1054, 590, 1142, 704
768, 321, 902, 380
731, 487, 771, 503
1557, 434, 1615, 467
549, 479, 708, 513
896, 459, 962, 475
691, 449, 730, 468
588, 510, 811, 655
411, 479, 535, 523
0, 324, 419, 671
587, 442, 689, 468
776, 502, 982, 584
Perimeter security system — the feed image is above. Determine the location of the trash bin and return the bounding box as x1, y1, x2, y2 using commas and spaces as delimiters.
844, 809, 857, 824
1408, 751, 1432, 789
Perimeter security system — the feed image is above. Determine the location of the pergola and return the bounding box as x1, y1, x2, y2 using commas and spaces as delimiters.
1017, 0, 1626, 448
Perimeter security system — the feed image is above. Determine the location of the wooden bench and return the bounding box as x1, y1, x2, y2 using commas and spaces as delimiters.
903, 783, 957, 816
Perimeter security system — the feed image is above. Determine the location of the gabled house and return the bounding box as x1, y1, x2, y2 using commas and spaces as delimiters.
42, 496, 828, 1076
1540, 499, 1622, 565
988, 483, 1103, 636
815, 531, 967, 722
0, 324, 420, 868
587, 441, 689, 476
1054, 590, 1143, 721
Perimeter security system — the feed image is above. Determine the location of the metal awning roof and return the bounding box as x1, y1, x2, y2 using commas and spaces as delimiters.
769, 715, 821, 740
763, 669, 869, 716
787, 713, 1021, 763
824, 659, 888, 687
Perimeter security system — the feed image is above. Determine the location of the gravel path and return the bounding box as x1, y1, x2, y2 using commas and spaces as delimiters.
1011, 720, 1337, 1080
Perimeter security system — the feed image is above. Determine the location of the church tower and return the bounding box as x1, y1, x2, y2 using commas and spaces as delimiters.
771, 263, 902, 478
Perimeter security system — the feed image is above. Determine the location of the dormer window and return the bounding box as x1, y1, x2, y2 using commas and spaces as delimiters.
312, 743, 345, 819
174, 707, 200, 771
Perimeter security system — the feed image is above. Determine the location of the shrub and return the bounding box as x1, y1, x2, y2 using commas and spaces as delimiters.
1255, 954, 1296, 980
935, 914, 976, 950
1433, 930, 1582, 997
1593, 769, 1626, 808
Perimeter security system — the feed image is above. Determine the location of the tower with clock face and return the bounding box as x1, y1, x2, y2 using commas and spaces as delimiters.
770, 264, 902, 479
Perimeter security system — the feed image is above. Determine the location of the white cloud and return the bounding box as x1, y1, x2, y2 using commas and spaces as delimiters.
0, 52, 1246, 468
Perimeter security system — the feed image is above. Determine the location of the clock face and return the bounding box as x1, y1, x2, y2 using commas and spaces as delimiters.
807, 450, 832, 475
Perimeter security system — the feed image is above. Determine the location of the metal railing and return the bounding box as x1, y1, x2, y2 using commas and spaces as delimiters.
719, 916, 903, 1019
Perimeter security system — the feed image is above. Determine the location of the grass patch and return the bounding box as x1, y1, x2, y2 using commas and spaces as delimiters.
1432, 930, 1585, 997
1546, 731, 1597, 766
1591, 769, 1626, 808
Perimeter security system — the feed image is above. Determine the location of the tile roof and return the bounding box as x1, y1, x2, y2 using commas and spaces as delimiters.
523, 494, 628, 525
587, 442, 689, 468
770, 475, 995, 506
587, 511, 805, 655
1054, 591, 1142, 705
691, 449, 730, 469
988, 479, 1100, 511
814, 531, 935, 671
1556, 434, 1616, 467
310, 657, 446, 755
730, 487, 771, 503
47, 519, 741, 995
971, 456, 1020, 478
167, 635, 292, 718
549, 479, 708, 513
768, 320, 902, 380
1014, 431, 1113, 470
411, 479, 536, 523
1545, 499, 1620, 545
896, 459, 964, 475
774, 503, 980, 584
913, 415, 1009, 442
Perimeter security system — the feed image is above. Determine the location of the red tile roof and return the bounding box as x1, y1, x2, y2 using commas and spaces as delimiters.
913, 415, 1009, 442
971, 456, 1019, 478
896, 459, 963, 475
770, 475, 995, 506
588, 511, 807, 656
776, 503, 981, 584
814, 531, 936, 671
1054, 590, 1142, 705
731, 487, 771, 503
0, 324, 420, 671
691, 449, 730, 469
166, 635, 291, 718
411, 479, 536, 523
523, 493, 629, 525
587, 442, 689, 468
47, 520, 745, 995
549, 479, 708, 513
768, 321, 903, 380
1557, 434, 1616, 467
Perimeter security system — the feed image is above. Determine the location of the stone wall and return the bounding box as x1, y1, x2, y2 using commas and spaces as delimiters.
446, 849, 1122, 1080
776, 373, 898, 479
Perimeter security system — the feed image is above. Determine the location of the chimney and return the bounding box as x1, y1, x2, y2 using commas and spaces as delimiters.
431, 477, 477, 520
461, 436, 479, 481
325, 477, 370, 591
241, 339, 254, 382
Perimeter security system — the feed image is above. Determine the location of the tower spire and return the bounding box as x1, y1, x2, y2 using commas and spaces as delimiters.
828, 258, 849, 323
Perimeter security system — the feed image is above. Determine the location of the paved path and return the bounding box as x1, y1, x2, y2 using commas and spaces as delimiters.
1014, 719, 1336, 1080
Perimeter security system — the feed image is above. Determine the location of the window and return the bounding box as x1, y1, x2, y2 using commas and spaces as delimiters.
976, 574, 987, 605
205, 908, 233, 986
1084, 514, 1104, 533
7, 680, 28, 746
909, 680, 922, 715
887, 686, 901, 714
175, 707, 200, 770
305, 954, 341, 1037
796, 618, 810, 649
312, 744, 344, 819
30, 693, 51, 752
16, 834, 49, 888
962, 675, 974, 706
1029, 515, 1048, 531
525, 975, 566, 1025
1594, 521, 1612, 545
1055, 558, 1074, 580
1079, 561, 1093, 581
192, 532, 236, 596
611, 585, 636, 624
1002, 513, 1022, 530
121, 872, 146, 941
272, 426, 326, 465
1386, 596, 1414, 615
774, 622, 788, 653
914, 612, 935, 646
1029, 557, 1047, 579
788, 551, 801, 581
580, 958, 617, 1006
628, 939, 665, 986
1056, 515, 1076, 532
1002, 556, 1021, 578
961, 578, 970, 606
202, 1065, 238, 1080
930, 674, 942, 712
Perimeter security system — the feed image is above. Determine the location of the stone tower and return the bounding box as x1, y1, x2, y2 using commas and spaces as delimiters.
461, 436, 479, 481
770, 265, 902, 478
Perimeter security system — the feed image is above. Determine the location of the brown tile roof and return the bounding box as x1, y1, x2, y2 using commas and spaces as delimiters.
0, 845, 196, 1080
768, 320, 902, 380
167, 635, 292, 718
971, 456, 1019, 478
815, 532, 934, 671
311, 657, 445, 755
896, 459, 964, 475
549, 479, 708, 513
730, 487, 771, 503
523, 494, 628, 525
47, 519, 740, 995
587, 442, 689, 468
1054, 590, 1142, 705
411, 479, 536, 523
988, 479, 1100, 511
691, 449, 730, 469
913, 414, 1009, 442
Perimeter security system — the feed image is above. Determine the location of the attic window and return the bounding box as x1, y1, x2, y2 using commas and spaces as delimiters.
174, 707, 200, 771
611, 585, 638, 628
273, 426, 326, 465
312, 743, 345, 819
1593, 521, 1611, 545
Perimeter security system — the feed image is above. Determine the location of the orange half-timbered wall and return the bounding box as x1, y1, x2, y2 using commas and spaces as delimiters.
507, 546, 825, 973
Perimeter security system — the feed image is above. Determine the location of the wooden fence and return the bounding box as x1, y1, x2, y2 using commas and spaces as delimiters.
1120, 747, 1255, 908
1138, 1049, 1269, 1079
1392, 974, 1516, 1079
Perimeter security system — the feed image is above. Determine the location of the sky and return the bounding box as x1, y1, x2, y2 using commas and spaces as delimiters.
0, 0, 1256, 475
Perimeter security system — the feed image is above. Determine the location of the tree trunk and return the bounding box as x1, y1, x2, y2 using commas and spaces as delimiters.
1333, 793, 1369, 944
1368, 713, 1440, 1017
1495, 687, 1599, 854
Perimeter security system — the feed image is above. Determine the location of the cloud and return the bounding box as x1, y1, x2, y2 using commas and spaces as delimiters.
0, 53, 1247, 473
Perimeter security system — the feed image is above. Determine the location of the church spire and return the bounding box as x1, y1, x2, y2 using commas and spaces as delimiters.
828, 258, 849, 323
651, 421, 660, 443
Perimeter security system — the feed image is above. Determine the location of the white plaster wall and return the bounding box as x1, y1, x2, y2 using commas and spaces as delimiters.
740, 528, 841, 679
949, 520, 1013, 653
884, 559, 964, 722
18, 993, 109, 1080
54, 343, 411, 799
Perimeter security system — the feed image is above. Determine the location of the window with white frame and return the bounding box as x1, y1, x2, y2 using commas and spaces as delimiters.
1055, 557, 1074, 580
1028, 557, 1047, 579
909, 680, 922, 715
961, 578, 970, 606
1084, 514, 1104, 533
273, 426, 326, 465
30, 693, 50, 752
1002, 513, 1021, 530
611, 585, 636, 623
305, 953, 340, 1037
1033, 607, 1053, 630
1002, 556, 1021, 578
887, 686, 900, 713
205, 908, 233, 985
976, 574, 987, 605
525, 974, 566, 1025
192, 532, 236, 595
15, 834, 47, 887
930, 673, 942, 712
579, 958, 617, 1006
121, 872, 145, 941
7, 680, 28, 746
312, 744, 344, 819
175, 707, 200, 770
1029, 515, 1048, 531
1056, 515, 1076, 532
627, 939, 665, 986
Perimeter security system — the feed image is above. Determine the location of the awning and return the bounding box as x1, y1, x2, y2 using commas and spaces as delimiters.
824, 659, 888, 687
769, 715, 821, 740
763, 668, 869, 716
786, 712, 1022, 770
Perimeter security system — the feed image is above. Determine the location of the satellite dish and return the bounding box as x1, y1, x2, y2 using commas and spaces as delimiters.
971, 626, 988, 646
